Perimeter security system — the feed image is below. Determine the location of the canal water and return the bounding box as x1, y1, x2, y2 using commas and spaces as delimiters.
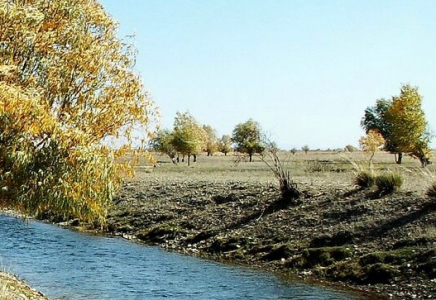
0, 214, 363, 299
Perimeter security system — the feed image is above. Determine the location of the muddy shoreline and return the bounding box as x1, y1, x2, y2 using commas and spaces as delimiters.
103, 177, 436, 300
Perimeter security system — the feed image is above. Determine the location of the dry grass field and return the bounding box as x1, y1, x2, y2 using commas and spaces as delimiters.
138, 150, 436, 193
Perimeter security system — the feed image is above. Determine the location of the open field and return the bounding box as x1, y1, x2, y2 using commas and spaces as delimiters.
136, 150, 436, 192
104, 150, 436, 300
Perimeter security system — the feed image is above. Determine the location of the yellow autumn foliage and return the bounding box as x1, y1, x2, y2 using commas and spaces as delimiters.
359, 129, 385, 163
386, 84, 430, 166
0, 0, 156, 225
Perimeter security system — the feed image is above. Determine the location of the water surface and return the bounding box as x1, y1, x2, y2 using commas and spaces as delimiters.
0, 215, 363, 299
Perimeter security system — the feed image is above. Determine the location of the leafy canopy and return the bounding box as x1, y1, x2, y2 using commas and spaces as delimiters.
359, 130, 385, 163
385, 84, 430, 165
0, 0, 155, 224
361, 98, 397, 154
202, 125, 218, 156
218, 134, 233, 155
150, 129, 177, 160
172, 112, 206, 162
232, 119, 264, 162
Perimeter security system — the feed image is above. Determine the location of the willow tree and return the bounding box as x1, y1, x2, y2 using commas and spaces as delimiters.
0, 0, 155, 225
386, 84, 430, 166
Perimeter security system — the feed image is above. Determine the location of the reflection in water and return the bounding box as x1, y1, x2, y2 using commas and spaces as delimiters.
0, 215, 361, 300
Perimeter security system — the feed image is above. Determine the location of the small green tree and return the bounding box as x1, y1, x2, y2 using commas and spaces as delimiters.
218, 134, 233, 156
150, 129, 177, 162
385, 84, 431, 167
172, 112, 206, 166
290, 148, 297, 155
232, 119, 264, 162
301, 145, 310, 154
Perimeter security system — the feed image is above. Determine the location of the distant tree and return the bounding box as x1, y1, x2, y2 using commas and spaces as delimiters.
344, 145, 358, 152
301, 145, 310, 154
172, 112, 206, 166
218, 135, 233, 156
361, 98, 401, 163
202, 125, 218, 156
150, 129, 177, 162
290, 148, 297, 155
359, 130, 385, 164
385, 84, 431, 166
232, 119, 264, 162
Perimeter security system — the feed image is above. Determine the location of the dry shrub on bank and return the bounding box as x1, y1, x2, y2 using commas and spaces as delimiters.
260, 145, 300, 201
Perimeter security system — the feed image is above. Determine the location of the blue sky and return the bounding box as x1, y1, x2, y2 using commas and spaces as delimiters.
100, 0, 436, 150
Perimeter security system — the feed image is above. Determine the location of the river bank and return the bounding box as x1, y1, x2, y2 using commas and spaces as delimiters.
103, 155, 436, 300
0, 271, 49, 300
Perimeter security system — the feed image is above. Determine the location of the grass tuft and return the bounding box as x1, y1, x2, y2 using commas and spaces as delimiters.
355, 171, 375, 188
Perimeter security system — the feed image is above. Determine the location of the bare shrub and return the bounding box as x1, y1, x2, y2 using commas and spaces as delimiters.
260, 144, 300, 201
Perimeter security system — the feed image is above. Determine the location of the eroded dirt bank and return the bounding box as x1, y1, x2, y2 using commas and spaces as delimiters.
105, 178, 436, 300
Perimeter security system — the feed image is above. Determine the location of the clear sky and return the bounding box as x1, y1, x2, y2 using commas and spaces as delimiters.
100, 0, 436, 150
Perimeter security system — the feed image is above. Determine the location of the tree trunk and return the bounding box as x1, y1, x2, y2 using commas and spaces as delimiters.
224, 152, 227, 156
396, 152, 403, 164
193, 154, 197, 162
249, 153, 253, 162
420, 156, 429, 167
187, 155, 191, 166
